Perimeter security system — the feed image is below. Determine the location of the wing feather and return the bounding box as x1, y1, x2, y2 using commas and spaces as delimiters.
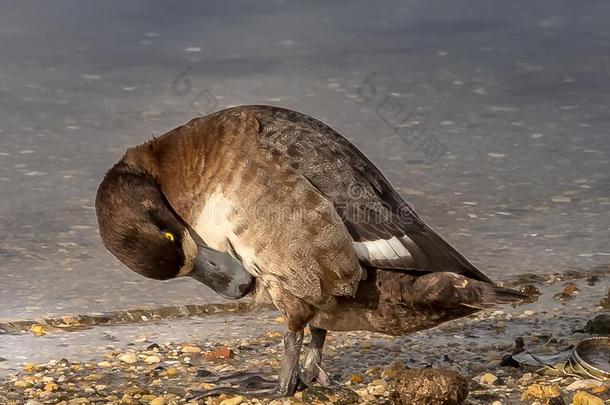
248, 105, 492, 283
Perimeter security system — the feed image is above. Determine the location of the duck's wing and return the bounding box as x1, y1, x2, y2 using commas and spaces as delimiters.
249, 105, 492, 283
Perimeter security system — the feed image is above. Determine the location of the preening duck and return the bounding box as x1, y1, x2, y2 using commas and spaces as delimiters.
95, 105, 526, 398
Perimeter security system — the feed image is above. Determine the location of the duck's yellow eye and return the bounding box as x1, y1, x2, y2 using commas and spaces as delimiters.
163, 231, 175, 242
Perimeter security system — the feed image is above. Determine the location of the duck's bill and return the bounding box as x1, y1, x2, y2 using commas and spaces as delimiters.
190, 244, 255, 300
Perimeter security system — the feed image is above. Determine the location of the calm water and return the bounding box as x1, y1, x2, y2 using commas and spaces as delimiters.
0, 0, 608, 320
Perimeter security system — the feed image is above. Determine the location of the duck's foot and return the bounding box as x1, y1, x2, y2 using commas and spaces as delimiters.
188, 372, 284, 399
190, 330, 305, 399
301, 326, 332, 387
301, 362, 332, 387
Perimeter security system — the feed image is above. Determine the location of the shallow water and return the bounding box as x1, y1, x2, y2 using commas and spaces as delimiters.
0, 0, 609, 321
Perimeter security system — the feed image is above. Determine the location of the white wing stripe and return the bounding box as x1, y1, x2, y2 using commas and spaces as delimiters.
388, 236, 411, 257
353, 236, 413, 264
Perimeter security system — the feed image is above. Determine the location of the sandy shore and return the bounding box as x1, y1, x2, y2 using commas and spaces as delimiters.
0, 270, 608, 404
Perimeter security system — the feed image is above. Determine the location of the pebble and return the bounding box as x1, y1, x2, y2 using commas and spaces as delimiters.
572, 391, 604, 405
181, 345, 202, 353
97, 361, 112, 368
522, 384, 562, 401
150, 397, 166, 405
349, 374, 364, 384
144, 355, 161, 364
480, 372, 498, 385
219, 395, 245, 405
203, 347, 235, 360
118, 353, 138, 364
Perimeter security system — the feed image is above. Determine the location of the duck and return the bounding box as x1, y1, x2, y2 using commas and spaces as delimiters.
95, 105, 527, 398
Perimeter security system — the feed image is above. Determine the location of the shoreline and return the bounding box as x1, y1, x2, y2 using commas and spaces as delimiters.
1, 274, 608, 404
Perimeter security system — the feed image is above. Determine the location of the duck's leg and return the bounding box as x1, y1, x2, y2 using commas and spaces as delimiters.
301, 325, 331, 386
189, 329, 304, 399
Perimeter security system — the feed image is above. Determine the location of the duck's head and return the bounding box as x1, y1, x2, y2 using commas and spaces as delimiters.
95, 160, 254, 299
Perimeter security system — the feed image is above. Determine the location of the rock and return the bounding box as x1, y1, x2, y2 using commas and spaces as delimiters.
181, 345, 201, 353
572, 391, 604, 405
118, 353, 138, 364
584, 314, 610, 335
144, 355, 161, 364
25, 401, 43, 405
302, 386, 359, 405
44, 382, 58, 392
591, 385, 608, 394
554, 282, 579, 300
165, 367, 178, 377
479, 373, 498, 386
521, 384, 562, 401
219, 395, 245, 405
349, 374, 364, 384
150, 397, 166, 405
203, 347, 234, 361
393, 368, 469, 405
97, 361, 112, 368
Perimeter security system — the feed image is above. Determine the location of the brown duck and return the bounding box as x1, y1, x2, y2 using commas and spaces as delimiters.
95, 105, 526, 398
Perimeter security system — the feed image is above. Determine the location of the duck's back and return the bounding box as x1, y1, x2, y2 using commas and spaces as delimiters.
237, 105, 491, 283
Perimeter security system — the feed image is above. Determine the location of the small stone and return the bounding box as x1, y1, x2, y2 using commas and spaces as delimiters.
97, 361, 112, 368
522, 384, 562, 401
349, 374, 364, 384
144, 355, 161, 364
591, 385, 608, 394
165, 367, 178, 377
150, 397, 166, 405
572, 391, 604, 405
554, 282, 579, 300
394, 368, 468, 405
203, 347, 234, 361
44, 382, 59, 392
584, 314, 610, 335
479, 373, 498, 386
118, 353, 138, 364
219, 395, 244, 405
14, 379, 29, 388
181, 345, 201, 353
523, 309, 536, 316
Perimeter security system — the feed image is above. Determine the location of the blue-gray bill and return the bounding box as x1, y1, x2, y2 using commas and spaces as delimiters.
190, 244, 254, 299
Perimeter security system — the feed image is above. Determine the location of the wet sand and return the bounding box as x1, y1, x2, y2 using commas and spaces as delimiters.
1, 270, 608, 404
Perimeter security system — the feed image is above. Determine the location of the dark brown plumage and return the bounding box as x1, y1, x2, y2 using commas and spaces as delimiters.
95, 105, 526, 398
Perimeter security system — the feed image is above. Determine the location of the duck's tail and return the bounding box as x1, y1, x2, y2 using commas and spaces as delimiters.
407, 271, 528, 310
